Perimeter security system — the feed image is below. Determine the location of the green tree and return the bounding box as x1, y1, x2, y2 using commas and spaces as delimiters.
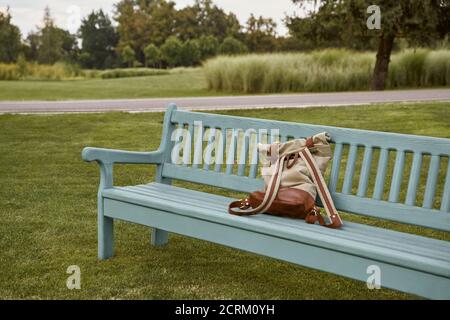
37, 6, 62, 64
161, 36, 183, 67
289, 0, 450, 90
121, 45, 135, 67
174, 6, 200, 41
16, 53, 27, 78
144, 44, 162, 67
79, 10, 118, 69
198, 35, 219, 60
285, 2, 353, 50
194, 0, 241, 41
0, 8, 22, 63
180, 39, 201, 66
115, 0, 177, 63
23, 32, 40, 61
245, 14, 278, 52
219, 36, 248, 55
175, 0, 242, 42
36, 7, 78, 64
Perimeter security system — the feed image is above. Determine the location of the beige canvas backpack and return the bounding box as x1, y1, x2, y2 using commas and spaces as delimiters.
228, 132, 343, 228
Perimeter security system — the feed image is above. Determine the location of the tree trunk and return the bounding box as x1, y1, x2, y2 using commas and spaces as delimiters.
371, 34, 395, 90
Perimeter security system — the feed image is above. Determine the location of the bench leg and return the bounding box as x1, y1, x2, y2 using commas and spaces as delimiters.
98, 196, 114, 260
151, 228, 168, 246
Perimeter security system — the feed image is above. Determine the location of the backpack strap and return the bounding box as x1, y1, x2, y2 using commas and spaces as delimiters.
299, 147, 343, 228
229, 154, 287, 216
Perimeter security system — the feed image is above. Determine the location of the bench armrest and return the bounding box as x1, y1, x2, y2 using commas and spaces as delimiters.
82, 147, 163, 165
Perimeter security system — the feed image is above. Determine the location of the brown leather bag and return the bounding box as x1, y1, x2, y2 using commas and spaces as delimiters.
228, 133, 343, 228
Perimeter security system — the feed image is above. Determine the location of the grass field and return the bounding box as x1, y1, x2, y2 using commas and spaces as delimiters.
0, 69, 215, 101
1, 102, 449, 299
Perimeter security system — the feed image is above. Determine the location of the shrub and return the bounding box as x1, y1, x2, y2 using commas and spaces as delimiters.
98, 68, 169, 79
423, 50, 450, 87
121, 45, 136, 68
218, 37, 248, 55
16, 54, 28, 78
0, 63, 19, 80
0, 60, 82, 80
161, 36, 183, 67
388, 49, 429, 88
204, 49, 450, 94
204, 50, 374, 93
198, 35, 219, 60
144, 44, 162, 68
180, 39, 201, 66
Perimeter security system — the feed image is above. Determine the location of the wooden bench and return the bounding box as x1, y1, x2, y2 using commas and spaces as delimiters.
82, 104, 450, 299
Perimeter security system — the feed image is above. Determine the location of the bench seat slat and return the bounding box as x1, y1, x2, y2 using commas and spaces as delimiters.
131, 183, 447, 249
119, 183, 450, 258
102, 183, 450, 279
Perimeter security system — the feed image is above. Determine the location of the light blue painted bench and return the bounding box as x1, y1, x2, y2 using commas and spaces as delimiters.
82, 104, 450, 299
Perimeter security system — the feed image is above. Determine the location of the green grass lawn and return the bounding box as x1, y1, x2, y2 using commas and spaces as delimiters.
1, 102, 449, 299
0, 69, 218, 101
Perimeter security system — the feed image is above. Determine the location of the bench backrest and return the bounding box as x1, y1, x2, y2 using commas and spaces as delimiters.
157, 105, 450, 232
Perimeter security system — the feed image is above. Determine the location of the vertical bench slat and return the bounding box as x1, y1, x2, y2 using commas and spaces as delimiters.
357, 146, 373, 197
270, 130, 278, 144
172, 122, 183, 165
215, 128, 225, 172
440, 159, 450, 212
405, 152, 423, 206
183, 123, 193, 166
373, 148, 389, 200
226, 129, 237, 175
388, 150, 405, 203
203, 128, 215, 171
328, 143, 343, 192
249, 131, 262, 178
238, 132, 249, 176
342, 144, 358, 194
423, 155, 440, 209
192, 122, 203, 169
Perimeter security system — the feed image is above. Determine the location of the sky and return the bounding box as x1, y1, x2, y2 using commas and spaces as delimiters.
0, 0, 305, 38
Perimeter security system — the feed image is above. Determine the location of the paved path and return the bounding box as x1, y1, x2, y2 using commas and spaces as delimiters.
0, 89, 449, 114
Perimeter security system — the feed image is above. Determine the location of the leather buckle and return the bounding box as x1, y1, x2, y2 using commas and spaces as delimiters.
239, 198, 250, 209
